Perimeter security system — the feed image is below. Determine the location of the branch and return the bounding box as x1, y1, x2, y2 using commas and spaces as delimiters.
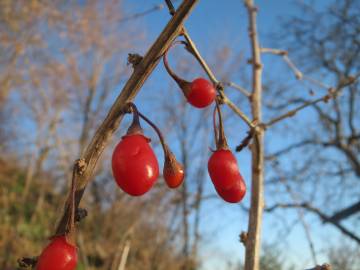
265, 139, 318, 159
118, 4, 165, 23
263, 75, 359, 128
54, 0, 199, 236
260, 47, 331, 89
222, 81, 252, 98
327, 201, 360, 223
265, 202, 360, 244
244, 1, 264, 270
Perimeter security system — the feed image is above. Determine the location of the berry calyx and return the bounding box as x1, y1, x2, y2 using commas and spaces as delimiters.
36, 236, 77, 270
163, 41, 216, 108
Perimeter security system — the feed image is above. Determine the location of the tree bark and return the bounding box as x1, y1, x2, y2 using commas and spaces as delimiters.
244, 1, 264, 270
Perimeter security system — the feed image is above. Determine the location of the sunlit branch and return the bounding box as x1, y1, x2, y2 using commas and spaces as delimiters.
222, 81, 252, 98
261, 47, 331, 90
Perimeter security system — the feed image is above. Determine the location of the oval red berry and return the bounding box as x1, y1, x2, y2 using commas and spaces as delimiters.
112, 134, 159, 196
208, 149, 244, 190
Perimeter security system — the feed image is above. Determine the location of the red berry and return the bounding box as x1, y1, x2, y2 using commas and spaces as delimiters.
208, 150, 243, 189
163, 158, 184, 189
214, 180, 246, 203
208, 149, 246, 203
112, 134, 159, 196
187, 78, 216, 108
36, 236, 77, 270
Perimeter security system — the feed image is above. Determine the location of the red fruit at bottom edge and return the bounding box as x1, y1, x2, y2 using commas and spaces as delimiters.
187, 78, 216, 108
36, 236, 77, 270
112, 134, 159, 196
215, 180, 246, 203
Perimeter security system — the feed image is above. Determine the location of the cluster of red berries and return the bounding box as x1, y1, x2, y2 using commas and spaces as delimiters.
112, 40, 246, 203
34, 40, 246, 270
112, 103, 185, 195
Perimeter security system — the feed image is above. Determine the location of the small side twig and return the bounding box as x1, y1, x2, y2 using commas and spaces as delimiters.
263, 75, 359, 128
18, 257, 38, 269
222, 81, 252, 98
127, 53, 143, 68
260, 47, 332, 89
235, 129, 254, 152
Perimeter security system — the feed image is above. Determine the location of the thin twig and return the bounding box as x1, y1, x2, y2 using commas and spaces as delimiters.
265, 202, 360, 244
264, 75, 359, 128
221, 95, 255, 128
260, 47, 332, 89
118, 4, 165, 23
273, 163, 318, 264
222, 81, 252, 98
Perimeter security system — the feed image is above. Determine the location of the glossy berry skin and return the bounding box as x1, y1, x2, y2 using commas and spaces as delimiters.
36, 236, 77, 270
187, 78, 216, 108
163, 162, 184, 189
112, 134, 159, 196
215, 180, 246, 203
208, 150, 244, 190
208, 149, 246, 203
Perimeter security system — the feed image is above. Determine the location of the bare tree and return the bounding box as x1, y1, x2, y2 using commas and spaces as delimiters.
263, 0, 360, 246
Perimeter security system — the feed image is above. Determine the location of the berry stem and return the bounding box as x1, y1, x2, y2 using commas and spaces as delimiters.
126, 103, 144, 135
137, 110, 170, 155
214, 100, 229, 150
163, 40, 192, 96
64, 163, 77, 245
213, 104, 219, 146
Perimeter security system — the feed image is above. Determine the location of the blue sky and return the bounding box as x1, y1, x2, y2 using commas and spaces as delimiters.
115, 1, 351, 269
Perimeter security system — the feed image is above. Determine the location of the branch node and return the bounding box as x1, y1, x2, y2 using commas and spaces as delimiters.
239, 231, 248, 246
75, 158, 87, 175
295, 72, 303, 80
216, 81, 224, 92
127, 53, 143, 68
18, 257, 38, 269
75, 208, 88, 222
